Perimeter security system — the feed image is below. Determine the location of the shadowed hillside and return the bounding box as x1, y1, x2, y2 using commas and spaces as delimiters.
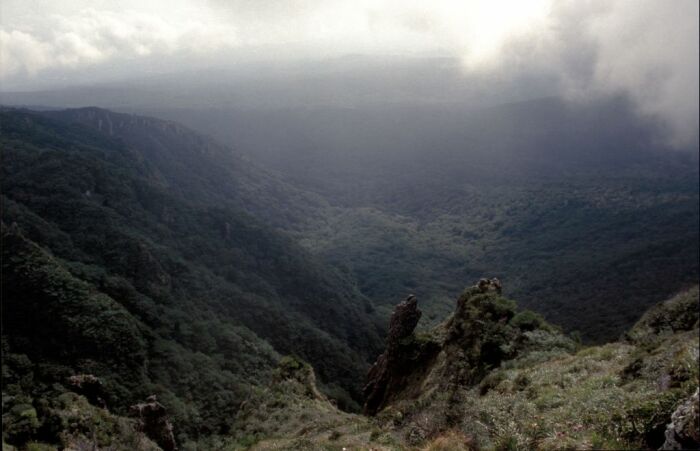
1, 108, 384, 446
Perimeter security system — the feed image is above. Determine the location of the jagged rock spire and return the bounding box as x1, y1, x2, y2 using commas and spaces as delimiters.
363, 294, 424, 415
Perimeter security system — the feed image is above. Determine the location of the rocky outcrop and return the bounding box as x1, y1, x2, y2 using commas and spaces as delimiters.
661, 388, 700, 450
67, 374, 106, 408
476, 278, 502, 294
385, 295, 422, 351
130, 395, 177, 451
363, 279, 554, 419
363, 295, 439, 415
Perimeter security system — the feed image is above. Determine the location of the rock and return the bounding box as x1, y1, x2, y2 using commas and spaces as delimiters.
130, 396, 177, 451
477, 278, 502, 294
386, 295, 422, 351
67, 374, 106, 408
364, 283, 510, 416
363, 295, 429, 415
660, 388, 699, 450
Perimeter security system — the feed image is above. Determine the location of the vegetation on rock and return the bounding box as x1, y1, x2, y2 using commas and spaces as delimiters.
227, 285, 699, 450
2, 107, 697, 450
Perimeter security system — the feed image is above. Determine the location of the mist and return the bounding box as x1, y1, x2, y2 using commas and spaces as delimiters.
1, 0, 698, 147
2, 3, 700, 447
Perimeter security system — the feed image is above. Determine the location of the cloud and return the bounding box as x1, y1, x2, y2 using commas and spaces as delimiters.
1, 0, 697, 146
582, 0, 699, 147
1, 5, 237, 79
493, 0, 699, 147
361, 0, 700, 147
0, 29, 54, 76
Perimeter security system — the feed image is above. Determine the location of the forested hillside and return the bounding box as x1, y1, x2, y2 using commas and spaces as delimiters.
0, 108, 384, 447
1, 106, 698, 449
2, 0, 698, 449
148, 97, 700, 342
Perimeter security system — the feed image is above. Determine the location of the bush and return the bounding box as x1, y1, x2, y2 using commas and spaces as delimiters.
479, 371, 506, 395
510, 310, 545, 331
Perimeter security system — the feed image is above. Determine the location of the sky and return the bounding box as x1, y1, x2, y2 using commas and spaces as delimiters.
1, 0, 698, 147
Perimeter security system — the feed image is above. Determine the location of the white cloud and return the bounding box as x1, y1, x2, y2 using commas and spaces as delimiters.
583, 0, 699, 147
1, 4, 238, 79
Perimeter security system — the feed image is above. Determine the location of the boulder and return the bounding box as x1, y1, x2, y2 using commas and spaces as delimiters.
477, 278, 502, 294
660, 388, 699, 450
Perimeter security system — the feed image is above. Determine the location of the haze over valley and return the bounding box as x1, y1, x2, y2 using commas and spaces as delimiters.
1, 1, 698, 450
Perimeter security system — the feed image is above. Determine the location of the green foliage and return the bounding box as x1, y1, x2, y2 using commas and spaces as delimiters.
3, 106, 698, 449
277, 355, 306, 375
444, 290, 566, 385
510, 310, 547, 332
302, 168, 699, 343
626, 286, 700, 346
614, 389, 687, 448
3, 404, 40, 444
0, 108, 384, 447
25, 443, 56, 451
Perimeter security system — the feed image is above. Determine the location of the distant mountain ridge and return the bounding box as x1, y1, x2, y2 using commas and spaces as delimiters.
38, 106, 332, 232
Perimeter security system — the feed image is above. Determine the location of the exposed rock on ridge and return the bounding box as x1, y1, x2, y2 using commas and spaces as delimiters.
363, 294, 439, 415
217, 285, 698, 450
67, 374, 107, 409
130, 395, 177, 451
661, 388, 700, 450
364, 279, 527, 417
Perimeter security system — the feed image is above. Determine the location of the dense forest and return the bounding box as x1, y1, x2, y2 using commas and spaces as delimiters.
150, 97, 700, 341
1, 108, 385, 446
2, 0, 698, 448
1, 106, 698, 450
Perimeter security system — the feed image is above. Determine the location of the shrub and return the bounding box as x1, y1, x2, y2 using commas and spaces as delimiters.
510, 310, 545, 331
479, 371, 506, 395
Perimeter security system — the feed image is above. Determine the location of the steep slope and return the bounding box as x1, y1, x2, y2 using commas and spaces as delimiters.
135, 97, 699, 343
40, 107, 331, 233
231, 285, 699, 450
1, 108, 383, 447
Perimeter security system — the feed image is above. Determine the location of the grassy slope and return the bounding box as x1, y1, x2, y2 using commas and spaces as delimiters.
229, 287, 699, 450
